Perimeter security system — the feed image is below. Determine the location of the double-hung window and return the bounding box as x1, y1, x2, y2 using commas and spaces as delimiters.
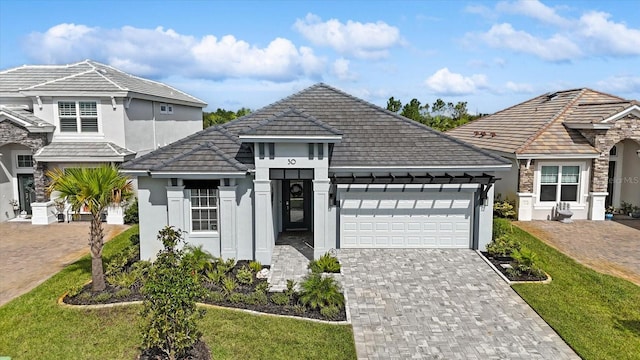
186, 180, 219, 232
58, 101, 99, 133
16, 154, 33, 168
540, 165, 580, 202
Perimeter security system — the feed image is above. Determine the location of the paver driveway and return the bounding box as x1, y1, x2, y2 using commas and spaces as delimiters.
0, 221, 128, 306
338, 249, 578, 359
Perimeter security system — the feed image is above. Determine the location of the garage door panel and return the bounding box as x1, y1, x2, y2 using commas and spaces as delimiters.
340, 191, 472, 249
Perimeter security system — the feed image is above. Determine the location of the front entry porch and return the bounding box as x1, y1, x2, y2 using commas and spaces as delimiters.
269, 231, 314, 291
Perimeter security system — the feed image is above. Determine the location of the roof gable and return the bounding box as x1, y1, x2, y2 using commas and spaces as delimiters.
0, 107, 54, 133
239, 107, 343, 137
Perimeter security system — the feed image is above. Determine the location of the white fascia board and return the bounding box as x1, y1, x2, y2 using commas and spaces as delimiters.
120, 169, 149, 176
19, 90, 129, 98
33, 156, 126, 162
330, 164, 512, 173
515, 153, 599, 159
0, 113, 55, 133
238, 135, 342, 143
601, 105, 640, 123
150, 172, 247, 179
125, 92, 207, 108
564, 123, 612, 130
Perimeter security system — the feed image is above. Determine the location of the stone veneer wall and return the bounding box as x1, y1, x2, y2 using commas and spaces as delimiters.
518, 160, 534, 193
0, 121, 49, 201
579, 115, 640, 193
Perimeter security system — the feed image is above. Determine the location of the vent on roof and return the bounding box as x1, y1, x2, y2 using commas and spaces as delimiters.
546, 92, 558, 100
98, 69, 107, 74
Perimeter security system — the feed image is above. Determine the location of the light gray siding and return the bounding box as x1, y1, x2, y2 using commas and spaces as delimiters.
138, 176, 168, 260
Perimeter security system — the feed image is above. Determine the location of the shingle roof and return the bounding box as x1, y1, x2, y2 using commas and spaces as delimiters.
447, 89, 637, 156
240, 108, 343, 137
34, 142, 135, 162
0, 60, 206, 106
0, 106, 54, 132
123, 83, 509, 174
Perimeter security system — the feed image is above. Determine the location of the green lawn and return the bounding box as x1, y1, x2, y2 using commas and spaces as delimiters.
0, 225, 356, 360
502, 219, 640, 360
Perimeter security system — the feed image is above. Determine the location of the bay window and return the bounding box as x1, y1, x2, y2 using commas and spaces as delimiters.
540, 165, 580, 202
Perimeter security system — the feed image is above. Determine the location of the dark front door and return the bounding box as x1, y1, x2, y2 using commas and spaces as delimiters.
282, 179, 312, 230
17, 174, 35, 214
606, 161, 615, 207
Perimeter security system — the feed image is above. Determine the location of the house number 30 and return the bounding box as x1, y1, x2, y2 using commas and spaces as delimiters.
287, 159, 296, 165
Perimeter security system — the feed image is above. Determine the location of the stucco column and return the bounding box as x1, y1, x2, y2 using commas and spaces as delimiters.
254, 179, 273, 265
218, 184, 238, 260
588, 192, 607, 221
313, 179, 332, 259
106, 204, 124, 225
166, 185, 186, 231
517, 193, 534, 221
30, 201, 56, 225
477, 185, 494, 250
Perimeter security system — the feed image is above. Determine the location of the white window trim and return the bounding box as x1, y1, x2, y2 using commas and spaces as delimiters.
159, 103, 174, 115
188, 188, 219, 233
534, 161, 588, 208
11, 150, 35, 206
54, 99, 104, 138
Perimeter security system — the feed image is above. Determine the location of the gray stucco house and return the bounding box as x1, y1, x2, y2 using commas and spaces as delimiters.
122, 84, 510, 264
448, 89, 640, 221
0, 60, 206, 224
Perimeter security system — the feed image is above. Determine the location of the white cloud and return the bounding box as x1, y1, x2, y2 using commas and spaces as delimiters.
331, 58, 357, 81
577, 11, 640, 56
424, 68, 488, 95
24, 23, 325, 82
496, 0, 569, 27
505, 81, 534, 93
293, 13, 401, 59
597, 75, 640, 93
477, 23, 582, 61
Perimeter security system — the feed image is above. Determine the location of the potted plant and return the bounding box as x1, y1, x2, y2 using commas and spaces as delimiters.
605, 206, 615, 220
632, 206, 640, 219
54, 199, 66, 222
9, 199, 19, 212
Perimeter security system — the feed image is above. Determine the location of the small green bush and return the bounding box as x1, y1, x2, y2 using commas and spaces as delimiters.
285, 279, 296, 297
270, 293, 290, 306
320, 305, 340, 320
205, 268, 226, 285
511, 247, 544, 277
228, 292, 246, 304
486, 234, 520, 257
124, 198, 139, 224
255, 281, 269, 294
115, 288, 132, 299
247, 291, 268, 306
204, 290, 225, 303
248, 260, 262, 273
129, 234, 140, 246
299, 273, 345, 311
77, 292, 92, 301
308, 252, 341, 273
292, 304, 306, 315
222, 276, 238, 295
181, 245, 214, 276
106, 271, 138, 288
66, 285, 83, 298
236, 266, 254, 285
94, 292, 112, 302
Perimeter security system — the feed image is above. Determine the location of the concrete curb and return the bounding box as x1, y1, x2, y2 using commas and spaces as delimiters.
476, 250, 552, 285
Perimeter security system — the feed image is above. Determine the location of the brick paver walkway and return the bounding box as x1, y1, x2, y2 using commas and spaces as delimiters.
0, 221, 128, 306
339, 249, 578, 360
515, 220, 640, 286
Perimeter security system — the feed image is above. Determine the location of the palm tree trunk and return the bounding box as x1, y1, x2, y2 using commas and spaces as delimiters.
90, 212, 106, 292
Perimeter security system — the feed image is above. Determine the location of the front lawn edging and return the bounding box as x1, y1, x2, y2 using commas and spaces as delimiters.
476, 250, 552, 285
57, 291, 350, 325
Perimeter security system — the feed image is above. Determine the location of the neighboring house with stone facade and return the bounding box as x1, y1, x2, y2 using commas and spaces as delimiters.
0, 60, 206, 224
448, 88, 640, 221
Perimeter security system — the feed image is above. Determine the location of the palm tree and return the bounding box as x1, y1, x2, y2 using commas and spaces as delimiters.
47, 165, 133, 292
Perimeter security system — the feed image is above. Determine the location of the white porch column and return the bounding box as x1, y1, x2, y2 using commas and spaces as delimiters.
106, 204, 124, 225
30, 201, 56, 225
589, 192, 607, 221
254, 179, 273, 265
478, 185, 494, 251
517, 193, 534, 221
219, 183, 238, 260
313, 179, 332, 259
166, 186, 186, 230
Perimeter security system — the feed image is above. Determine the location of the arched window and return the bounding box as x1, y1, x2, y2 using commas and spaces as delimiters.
609, 146, 617, 156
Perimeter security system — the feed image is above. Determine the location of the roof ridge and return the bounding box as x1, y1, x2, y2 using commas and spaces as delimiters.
87, 62, 128, 91
206, 143, 248, 171
87, 60, 206, 104
21, 68, 95, 90
516, 89, 587, 154
150, 142, 210, 171
240, 106, 343, 136
0, 61, 86, 74
577, 100, 633, 106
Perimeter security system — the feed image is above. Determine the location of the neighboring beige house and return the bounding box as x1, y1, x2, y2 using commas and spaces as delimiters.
448, 88, 640, 221
0, 60, 206, 224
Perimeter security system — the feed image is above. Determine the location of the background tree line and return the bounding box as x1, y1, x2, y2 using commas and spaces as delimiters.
386, 97, 485, 131
203, 107, 251, 128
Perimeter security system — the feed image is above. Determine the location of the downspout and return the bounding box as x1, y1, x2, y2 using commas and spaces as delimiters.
152, 101, 157, 150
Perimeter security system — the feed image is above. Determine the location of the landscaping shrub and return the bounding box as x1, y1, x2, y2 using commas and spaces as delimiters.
139, 226, 205, 360
248, 260, 262, 273
94, 292, 112, 302
181, 245, 214, 279
228, 292, 246, 304
124, 198, 139, 224
308, 252, 341, 273
270, 292, 290, 306
248, 290, 268, 305
285, 280, 296, 297
255, 281, 269, 294
493, 217, 515, 239
222, 276, 238, 295
236, 266, 254, 285
205, 268, 226, 285
115, 288, 132, 299
298, 273, 345, 311
509, 247, 544, 277
486, 234, 520, 257
129, 233, 140, 246
320, 305, 340, 320
493, 194, 516, 219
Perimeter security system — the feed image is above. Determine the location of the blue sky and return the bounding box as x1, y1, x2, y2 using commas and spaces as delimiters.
1, 0, 639, 113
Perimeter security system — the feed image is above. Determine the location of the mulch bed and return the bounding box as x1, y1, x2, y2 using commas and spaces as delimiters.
63, 260, 346, 321
481, 252, 548, 282
138, 339, 211, 360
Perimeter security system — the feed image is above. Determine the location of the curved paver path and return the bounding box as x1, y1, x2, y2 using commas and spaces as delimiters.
515, 220, 640, 286
0, 221, 128, 306
339, 249, 578, 360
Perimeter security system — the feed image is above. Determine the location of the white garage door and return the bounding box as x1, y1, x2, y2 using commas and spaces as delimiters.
340, 191, 473, 248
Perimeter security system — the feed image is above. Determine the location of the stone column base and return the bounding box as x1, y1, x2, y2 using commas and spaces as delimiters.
106, 205, 125, 225
517, 193, 534, 221
31, 201, 57, 225
588, 192, 608, 221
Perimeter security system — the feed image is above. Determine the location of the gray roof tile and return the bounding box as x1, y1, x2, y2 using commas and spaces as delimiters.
123, 83, 509, 173
34, 142, 135, 161
240, 107, 343, 137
